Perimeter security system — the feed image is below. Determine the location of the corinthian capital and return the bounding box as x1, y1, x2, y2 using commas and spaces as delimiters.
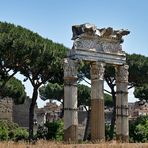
64, 58, 79, 78
91, 62, 105, 80
116, 65, 129, 83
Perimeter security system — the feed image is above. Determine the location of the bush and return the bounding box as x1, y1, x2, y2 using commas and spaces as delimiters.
0, 127, 8, 140
14, 127, 29, 141
36, 120, 64, 141
36, 125, 48, 139
0, 120, 28, 141
129, 115, 148, 142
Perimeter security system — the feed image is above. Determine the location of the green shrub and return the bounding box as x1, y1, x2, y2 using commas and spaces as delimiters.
129, 115, 148, 142
0, 126, 9, 140
36, 120, 64, 141
45, 120, 64, 141
36, 125, 47, 139
0, 120, 28, 141
14, 127, 29, 141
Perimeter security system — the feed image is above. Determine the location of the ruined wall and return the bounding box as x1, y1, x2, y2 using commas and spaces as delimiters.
12, 98, 31, 128
0, 97, 13, 121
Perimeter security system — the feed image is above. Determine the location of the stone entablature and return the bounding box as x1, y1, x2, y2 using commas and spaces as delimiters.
69, 23, 130, 65
72, 23, 129, 53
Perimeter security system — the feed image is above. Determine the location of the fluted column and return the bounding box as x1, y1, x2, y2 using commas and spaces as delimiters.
90, 62, 105, 141
116, 65, 129, 142
64, 58, 78, 141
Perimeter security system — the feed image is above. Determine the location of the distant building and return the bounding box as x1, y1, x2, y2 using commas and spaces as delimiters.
129, 100, 148, 120
35, 101, 62, 126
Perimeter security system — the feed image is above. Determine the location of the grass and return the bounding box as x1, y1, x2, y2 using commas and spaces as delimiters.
0, 141, 148, 148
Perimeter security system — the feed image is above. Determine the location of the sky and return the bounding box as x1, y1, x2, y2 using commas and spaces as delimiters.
0, 0, 147, 107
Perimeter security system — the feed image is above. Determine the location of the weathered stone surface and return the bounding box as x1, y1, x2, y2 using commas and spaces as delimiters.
72, 23, 130, 43
91, 99, 105, 141
0, 97, 13, 121
12, 98, 31, 128
64, 59, 79, 141
90, 62, 105, 141
69, 48, 126, 65
64, 125, 77, 141
70, 23, 130, 65
64, 23, 130, 142
116, 65, 129, 142
0, 97, 31, 128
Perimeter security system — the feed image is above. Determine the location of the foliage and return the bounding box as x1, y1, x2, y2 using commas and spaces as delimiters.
129, 54, 148, 102
104, 94, 113, 107
129, 115, 148, 142
127, 54, 148, 86
0, 77, 26, 104
0, 21, 68, 140
36, 125, 47, 140
39, 83, 64, 117
39, 83, 64, 103
36, 120, 64, 141
78, 84, 91, 108
134, 84, 148, 101
0, 120, 28, 141
78, 84, 112, 109
40, 83, 112, 109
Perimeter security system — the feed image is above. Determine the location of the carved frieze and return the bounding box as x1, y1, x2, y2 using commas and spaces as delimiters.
100, 41, 122, 53
73, 38, 102, 52
73, 38, 122, 53
72, 23, 130, 54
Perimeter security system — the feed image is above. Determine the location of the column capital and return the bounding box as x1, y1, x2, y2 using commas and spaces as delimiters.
64, 58, 79, 78
116, 64, 129, 83
90, 62, 105, 80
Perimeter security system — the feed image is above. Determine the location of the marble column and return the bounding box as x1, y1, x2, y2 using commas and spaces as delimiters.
90, 62, 105, 141
64, 58, 78, 141
116, 65, 129, 142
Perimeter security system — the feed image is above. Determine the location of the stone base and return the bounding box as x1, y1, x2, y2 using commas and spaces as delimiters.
116, 134, 129, 143
91, 99, 105, 141
64, 125, 77, 141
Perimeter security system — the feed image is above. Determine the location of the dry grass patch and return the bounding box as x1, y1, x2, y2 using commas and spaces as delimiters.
0, 140, 148, 148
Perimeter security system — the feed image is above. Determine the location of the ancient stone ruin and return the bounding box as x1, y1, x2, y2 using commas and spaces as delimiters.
64, 23, 130, 142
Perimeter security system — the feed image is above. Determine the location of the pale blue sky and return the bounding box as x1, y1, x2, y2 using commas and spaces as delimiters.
0, 0, 147, 106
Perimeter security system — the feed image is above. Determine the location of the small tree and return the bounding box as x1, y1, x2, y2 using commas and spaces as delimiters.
45, 120, 64, 141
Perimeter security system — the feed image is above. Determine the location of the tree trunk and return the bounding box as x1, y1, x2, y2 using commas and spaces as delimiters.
60, 100, 64, 118
83, 107, 91, 141
29, 86, 38, 141
109, 89, 116, 140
